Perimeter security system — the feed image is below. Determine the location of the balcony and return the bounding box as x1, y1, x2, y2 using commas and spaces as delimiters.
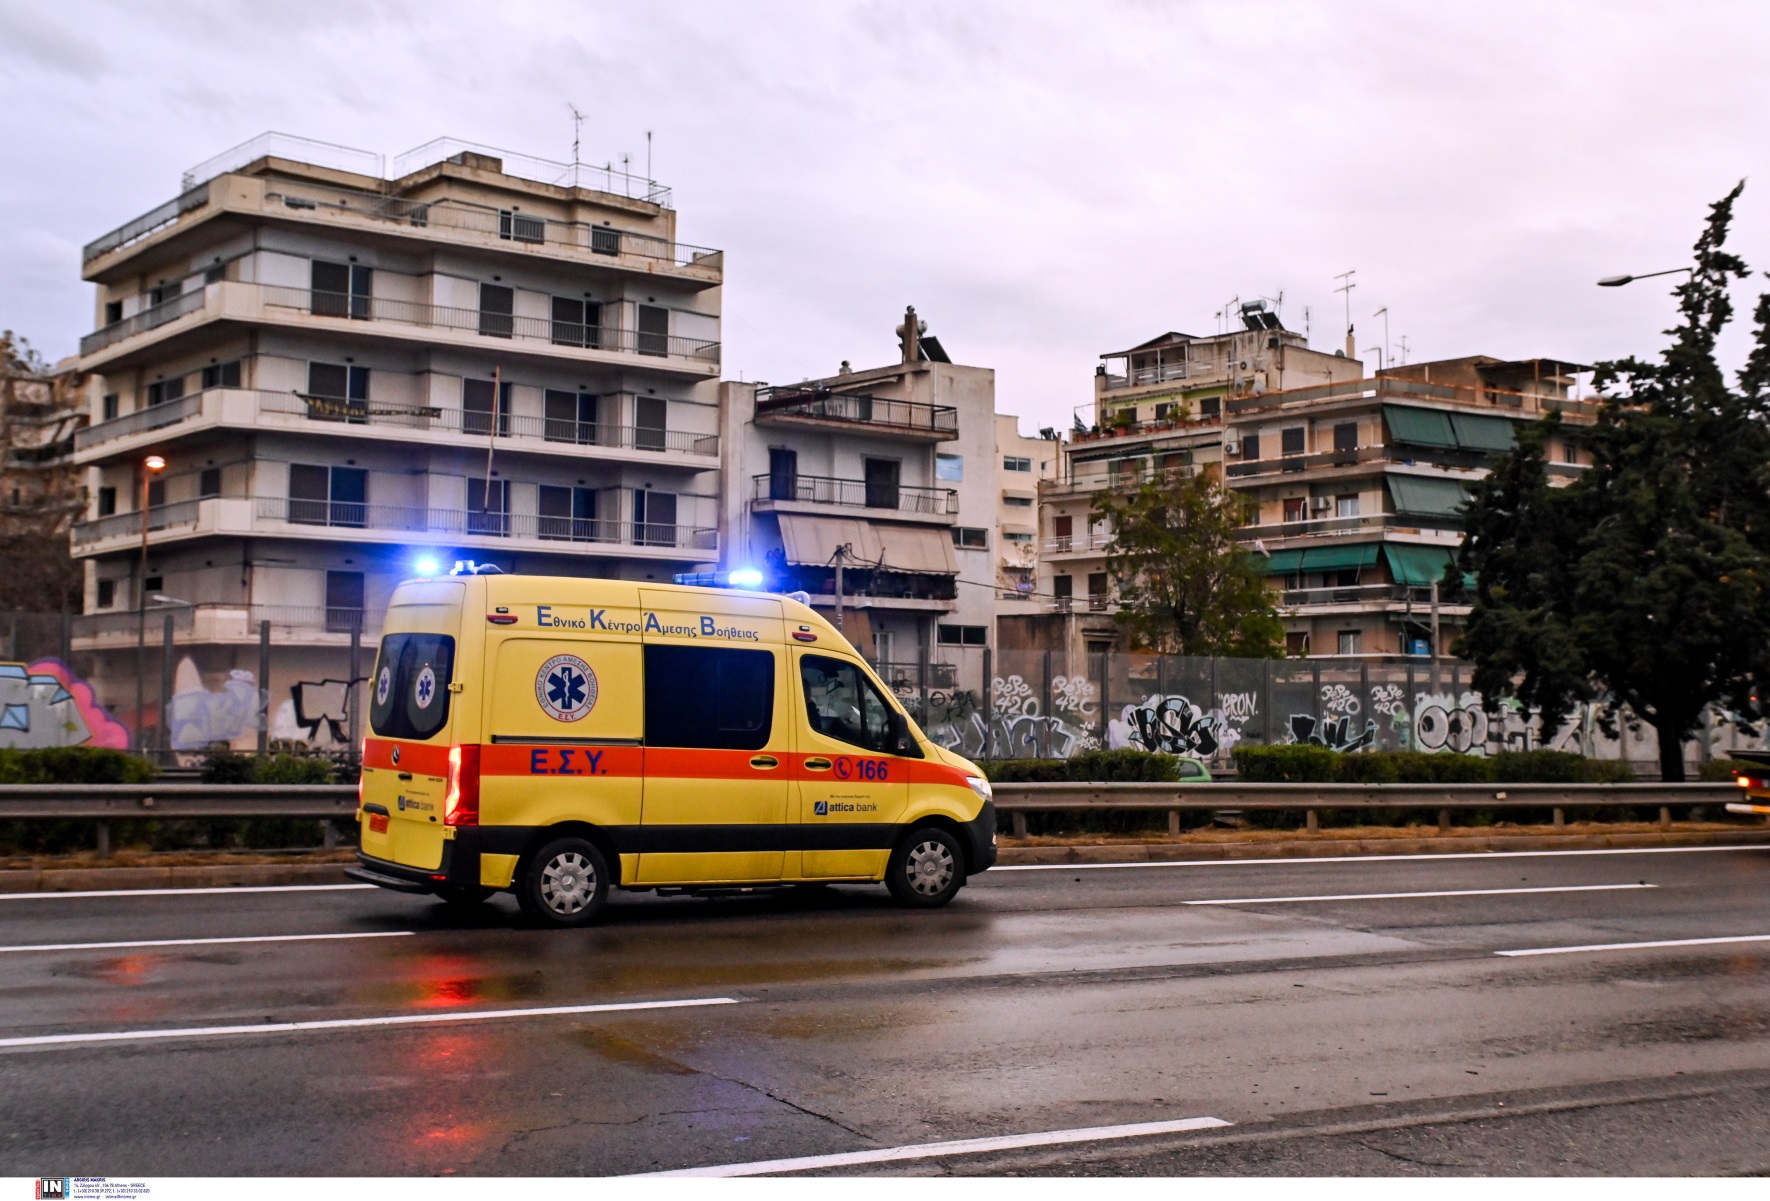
74, 387, 718, 467
1277, 583, 1473, 610
68, 495, 718, 560
78, 282, 721, 379
753, 386, 958, 443
751, 473, 958, 518
1042, 532, 1113, 556
72, 603, 387, 649
1240, 513, 1463, 541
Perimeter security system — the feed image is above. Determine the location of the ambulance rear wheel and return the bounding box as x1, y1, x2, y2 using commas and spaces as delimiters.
886, 827, 965, 908
517, 837, 610, 927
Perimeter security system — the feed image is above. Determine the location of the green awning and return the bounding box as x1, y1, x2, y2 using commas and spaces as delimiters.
1383, 405, 1456, 448
1260, 548, 1305, 575
1301, 543, 1380, 572
1383, 543, 1457, 586
1388, 474, 1471, 517
1449, 412, 1517, 452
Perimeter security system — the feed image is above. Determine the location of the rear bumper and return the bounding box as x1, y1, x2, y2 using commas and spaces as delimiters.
351, 826, 536, 894
962, 801, 998, 875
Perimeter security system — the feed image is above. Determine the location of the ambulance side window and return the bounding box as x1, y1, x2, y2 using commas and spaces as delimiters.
644, 645, 775, 751
369, 633, 455, 741
799, 655, 921, 758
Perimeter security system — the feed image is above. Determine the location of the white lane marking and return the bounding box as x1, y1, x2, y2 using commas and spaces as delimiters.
0, 884, 373, 901
1183, 883, 1657, 906
0, 996, 741, 1050
638, 1115, 1234, 1177
994, 845, 1765, 872
1497, 933, 1770, 958
0, 931, 413, 954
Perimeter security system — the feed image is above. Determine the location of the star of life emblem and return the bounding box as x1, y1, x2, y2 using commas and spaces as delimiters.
536, 654, 597, 722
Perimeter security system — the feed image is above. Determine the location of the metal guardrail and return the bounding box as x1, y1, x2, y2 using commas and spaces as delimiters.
0, 784, 358, 819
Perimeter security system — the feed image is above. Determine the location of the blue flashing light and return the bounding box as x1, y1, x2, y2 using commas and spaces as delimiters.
727, 567, 765, 589
413, 555, 442, 578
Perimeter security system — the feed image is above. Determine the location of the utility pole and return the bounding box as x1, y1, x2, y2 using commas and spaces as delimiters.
1333, 270, 1356, 360
1430, 579, 1441, 696
831, 543, 850, 635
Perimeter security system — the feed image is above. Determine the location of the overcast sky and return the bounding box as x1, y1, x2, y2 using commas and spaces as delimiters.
4, 0, 1768, 431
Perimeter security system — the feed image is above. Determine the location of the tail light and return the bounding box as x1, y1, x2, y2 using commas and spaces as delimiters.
444, 744, 481, 826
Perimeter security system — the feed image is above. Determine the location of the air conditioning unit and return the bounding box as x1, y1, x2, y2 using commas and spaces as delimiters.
1311, 496, 1332, 512
1223, 437, 1241, 456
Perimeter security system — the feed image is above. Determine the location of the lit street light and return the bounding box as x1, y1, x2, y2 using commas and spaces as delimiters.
136, 454, 167, 754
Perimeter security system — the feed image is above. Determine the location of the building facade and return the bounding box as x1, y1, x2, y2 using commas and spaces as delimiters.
717, 308, 998, 692
0, 340, 88, 613
70, 133, 725, 748
992, 413, 1058, 620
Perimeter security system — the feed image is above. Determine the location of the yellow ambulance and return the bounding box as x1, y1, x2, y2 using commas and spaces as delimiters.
346, 569, 997, 926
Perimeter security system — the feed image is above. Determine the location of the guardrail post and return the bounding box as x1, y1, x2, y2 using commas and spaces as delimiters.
1012, 811, 1028, 839
1659, 806, 1671, 830
1306, 809, 1319, 833
1553, 807, 1565, 828
96, 820, 110, 859
1438, 807, 1452, 832
322, 819, 338, 850
1167, 809, 1180, 836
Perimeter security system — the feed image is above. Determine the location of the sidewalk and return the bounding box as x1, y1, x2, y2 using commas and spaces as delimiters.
0, 825, 1765, 892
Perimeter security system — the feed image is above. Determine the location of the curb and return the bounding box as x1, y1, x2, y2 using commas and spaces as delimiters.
0, 862, 354, 894
994, 829, 1770, 865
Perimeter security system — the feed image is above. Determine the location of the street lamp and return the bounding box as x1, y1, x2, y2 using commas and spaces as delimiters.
1597, 267, 1694, 287
136, 454, 167, 754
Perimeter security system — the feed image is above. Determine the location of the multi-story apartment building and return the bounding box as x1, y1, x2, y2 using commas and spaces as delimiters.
1013, 305, 1593, 663
70, 133, 724, 746
992, 413, 1058, 618
0, 341, 88, 613
1006, 306, 1359, 658
717, 308, 997, 690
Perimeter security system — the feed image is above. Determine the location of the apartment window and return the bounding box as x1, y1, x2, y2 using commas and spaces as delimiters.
590, 225, 621, 256
952, 527, 988, 549
633, 488, 677, 547
1286, 631, 1311, 657
1200, 396, 1222, 420
936, 453, 964, 481
1241, 433, 1261, 460
478, 283, 515, 338
550, 297, 602, 348
1003, 455, 1033, 473
1333, 421, 1358, 452
1337, 630, 1361, 656
1281, 427, 1306, 456
1003, 531, 1033, 543
1003, 495, 1033, 508
198, 468, 222, 498
543, 390, 599, 444
1053, 575, 1074, 607
539, 485, 598, 541
102, 394, 119, 422
1335, 494, 1360, 517
635, 395, 669, 452
96, 487, 116, 517
1087, 572, 1109, 611
103, 300, 123, 326
1154, 402, 1174, 421
307, 363, 369, 422
462, 378, 512, 436
311, 261, 371, 320
1159, 451, 1190, 472
937, 625, 988, 646
1282, 497, 1308, 523
467, 478, 510, 536
768, 447, 799, 501
1328, 569, 1359, 588
289, 464, 366, 528
201, 360, 242, 390
636, 304, 669, 356
145, 376, 186, 408
864, 458, 900, 510
325, 571, 366, 634
498, 209, 545, 244
97, 579, 115, 608
148, 281, 181, 307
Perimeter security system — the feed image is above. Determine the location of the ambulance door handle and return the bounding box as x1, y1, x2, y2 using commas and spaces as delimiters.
397, 772, 413, 782
804, 757, 832, 771
750, 755, 779, 769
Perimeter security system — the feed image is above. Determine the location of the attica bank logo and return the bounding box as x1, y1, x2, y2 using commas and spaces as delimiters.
813, 800, 828, 816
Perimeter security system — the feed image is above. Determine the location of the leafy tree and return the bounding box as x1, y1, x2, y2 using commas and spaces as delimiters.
1456, 182, 1770, 780
1095, 467, 1285, 657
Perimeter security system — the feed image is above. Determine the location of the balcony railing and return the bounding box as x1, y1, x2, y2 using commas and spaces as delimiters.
1226, 445, 1495, 478
751, 473, 958, 516
79, 289, 206, 356
1043, 532, 1113, 554
1278, 583, 1462, 608
72, 603, 387, 642
71, 499, 202, 546
255, 496, 716, 552
83, 183, 212, 263
1241, 513, 1462, 539
259, 391, 718, 455
74, 391, 205, 450
754, 387, 959, 437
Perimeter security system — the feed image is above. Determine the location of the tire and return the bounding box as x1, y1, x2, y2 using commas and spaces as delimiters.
886, 826, 966, 908
516, 837, 610, 928
434, 884, 494, 909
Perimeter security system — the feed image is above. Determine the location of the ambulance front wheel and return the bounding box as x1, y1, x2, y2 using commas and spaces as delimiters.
517, 836, 611, 927
886, 826, 965, 908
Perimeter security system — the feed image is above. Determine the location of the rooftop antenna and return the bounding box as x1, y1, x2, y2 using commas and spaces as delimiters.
621, 152, 631, 197
568, 103, 585, 166
646, 130, 653, 183
1372, 306, 1390, 372
1333, 270, 1357, 359
1398, 333, 1410, 366
1304, 305, 1312, 344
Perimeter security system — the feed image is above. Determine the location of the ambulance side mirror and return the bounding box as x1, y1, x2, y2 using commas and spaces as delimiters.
887, 710, 911, 756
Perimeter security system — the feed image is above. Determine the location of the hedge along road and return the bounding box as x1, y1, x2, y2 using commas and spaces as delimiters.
0, 844, 1767, 1176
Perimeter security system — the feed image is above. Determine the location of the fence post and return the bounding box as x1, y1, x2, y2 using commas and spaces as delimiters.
1261, 658, 1274, 747
1359, 660, 1371, 745
160, 613, 175, 756
1041, 649, 1053, 759
1311, 660, 1322, 733
348, 616, 363, 762
981, 647, 992, 759
257, 620, 271, 755
1097, 649, 1110, 749
1406, 662, 1417, 750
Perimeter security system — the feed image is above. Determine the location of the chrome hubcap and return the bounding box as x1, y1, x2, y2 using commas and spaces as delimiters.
540, 851, 597, 914
905, 840, 955, 896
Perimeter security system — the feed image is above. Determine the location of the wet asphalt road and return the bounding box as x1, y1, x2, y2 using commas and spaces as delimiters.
2, 846, 1769, 1177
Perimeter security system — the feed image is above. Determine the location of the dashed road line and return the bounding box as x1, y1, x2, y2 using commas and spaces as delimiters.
0, 884, 374, 901
993, 846, 1764, 872
1497, 933, 1770, 957
1184, 883, 1656, 906
0, 931, 413, 954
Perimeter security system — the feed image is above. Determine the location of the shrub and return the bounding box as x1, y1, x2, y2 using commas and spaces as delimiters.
0, 747, 156, 784
199, 746, 335, 784
1698, 757, 1764, 783
981, 748, 1183, 783
1231, 744, 1340, 782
